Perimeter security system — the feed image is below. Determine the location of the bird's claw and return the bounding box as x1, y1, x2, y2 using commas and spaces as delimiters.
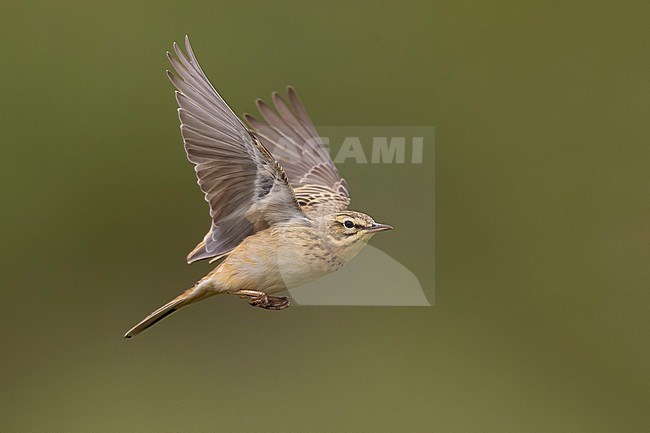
247, 293, 290, 310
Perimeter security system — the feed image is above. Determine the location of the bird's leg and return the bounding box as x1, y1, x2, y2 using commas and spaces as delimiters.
233, 290, 290, 310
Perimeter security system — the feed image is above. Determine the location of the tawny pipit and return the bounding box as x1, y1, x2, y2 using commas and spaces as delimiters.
124, 37, 392, 338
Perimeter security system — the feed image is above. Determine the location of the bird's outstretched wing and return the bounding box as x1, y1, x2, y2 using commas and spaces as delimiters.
168, 36, 305, 264
244, 87, 351, 215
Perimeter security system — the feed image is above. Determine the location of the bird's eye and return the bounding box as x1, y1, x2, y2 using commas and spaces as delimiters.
344, 220, 354, 229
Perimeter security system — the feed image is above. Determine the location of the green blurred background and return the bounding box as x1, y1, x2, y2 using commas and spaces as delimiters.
1, 1, 648, 431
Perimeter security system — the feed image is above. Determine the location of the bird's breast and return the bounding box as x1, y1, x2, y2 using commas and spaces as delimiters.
212, 226, 340, 293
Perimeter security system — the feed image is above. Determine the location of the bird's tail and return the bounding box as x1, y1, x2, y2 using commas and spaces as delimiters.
124, 283, 211, 338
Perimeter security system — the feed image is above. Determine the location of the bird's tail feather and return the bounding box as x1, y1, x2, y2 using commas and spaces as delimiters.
124, 285, 209, 338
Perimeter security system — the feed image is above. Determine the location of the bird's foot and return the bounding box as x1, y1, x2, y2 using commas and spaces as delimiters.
234, 290, 290, 310
248, 293, 290, 310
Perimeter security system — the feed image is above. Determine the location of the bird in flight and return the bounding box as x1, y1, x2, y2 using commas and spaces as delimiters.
125, 37, 392, 338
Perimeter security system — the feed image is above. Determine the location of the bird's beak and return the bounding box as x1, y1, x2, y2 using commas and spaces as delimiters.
367, 223, 393, 233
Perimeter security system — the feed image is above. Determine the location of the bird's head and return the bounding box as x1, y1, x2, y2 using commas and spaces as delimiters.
325, 210, 393, 261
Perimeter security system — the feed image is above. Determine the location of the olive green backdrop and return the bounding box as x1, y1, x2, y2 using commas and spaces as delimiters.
1, 1, 648, 432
